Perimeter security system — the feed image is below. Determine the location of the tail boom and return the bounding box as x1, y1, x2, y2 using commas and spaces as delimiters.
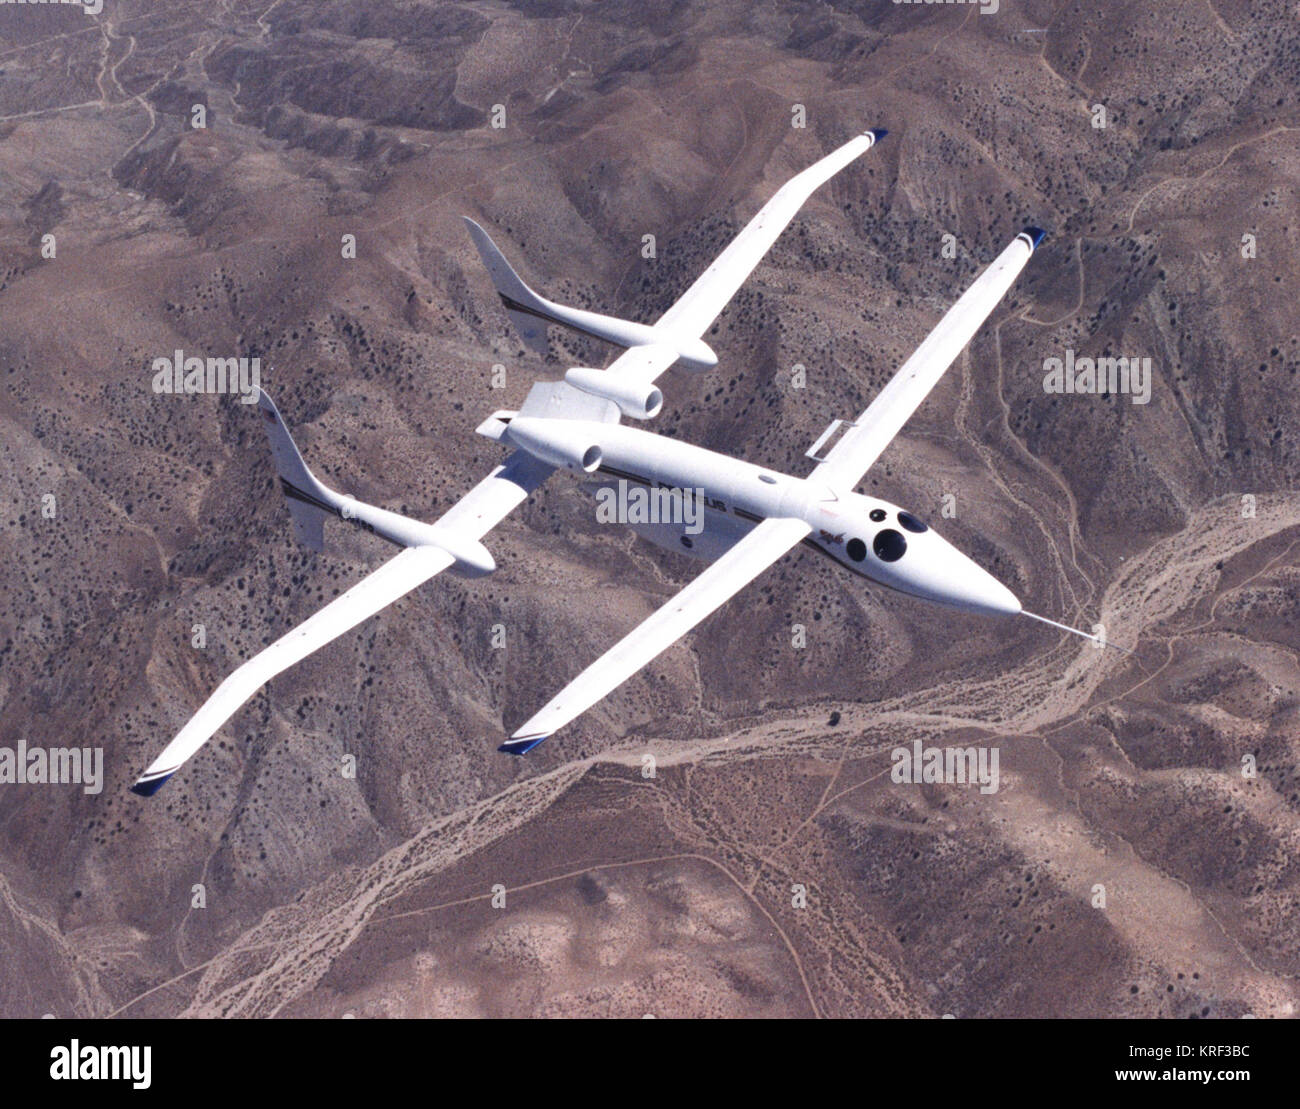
462, 217, 717, 371
257, 389, 494, 577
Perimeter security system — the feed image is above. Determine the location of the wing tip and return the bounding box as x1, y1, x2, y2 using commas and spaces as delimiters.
1020, 226, 1048, 252
867, 127, 889, 143
254, 384, 278, 414
499, 733, 549, 756
130, 770, 175, 797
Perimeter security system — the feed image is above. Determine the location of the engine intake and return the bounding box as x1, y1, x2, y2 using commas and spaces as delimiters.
564, 367, 664, 420
503, 417, 604, 473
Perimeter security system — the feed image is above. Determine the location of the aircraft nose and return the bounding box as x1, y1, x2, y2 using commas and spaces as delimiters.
931, 534, 1020, 616
959, 562, 1022, 616
900, 532, 1021, 616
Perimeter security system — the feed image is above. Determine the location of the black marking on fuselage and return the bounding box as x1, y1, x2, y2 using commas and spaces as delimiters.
595, 464, 847, 568
800, 535, 848, 567
595, 464, 732, 516
594, 463, 648, 487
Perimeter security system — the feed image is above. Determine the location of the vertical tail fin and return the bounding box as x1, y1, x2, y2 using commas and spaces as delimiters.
255, 388, 340, 552
462, 216, 720, 367
462, 217, 553, 356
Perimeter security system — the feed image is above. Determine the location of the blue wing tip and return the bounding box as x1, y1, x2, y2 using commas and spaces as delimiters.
868, 128, 888, 142
130, 772, 174, 797
499, 734, 549, 756
1021, 226, 1048, 251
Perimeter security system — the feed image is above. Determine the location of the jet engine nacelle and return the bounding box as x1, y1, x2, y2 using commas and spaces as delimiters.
564, 367, 664, 421
503, 417, 603, 473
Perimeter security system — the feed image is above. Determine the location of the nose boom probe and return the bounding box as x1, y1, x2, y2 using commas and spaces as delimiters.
1021, 610, 1132, 655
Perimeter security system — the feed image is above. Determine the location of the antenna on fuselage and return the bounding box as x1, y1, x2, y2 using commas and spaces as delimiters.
1021, 610, 1132, 655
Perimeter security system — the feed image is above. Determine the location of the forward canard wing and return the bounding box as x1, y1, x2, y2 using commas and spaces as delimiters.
811, 227, 1045, 492
502, 515, 812, 754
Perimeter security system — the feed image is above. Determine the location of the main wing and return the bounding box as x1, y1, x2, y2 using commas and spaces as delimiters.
133, 415, 555, 796
655, 129, 887, 341
437, 447, 555, 541
811, 227, 1045, 492
132, 544, 455, 796
502, 515, 812, 753
604, 129, 887, 392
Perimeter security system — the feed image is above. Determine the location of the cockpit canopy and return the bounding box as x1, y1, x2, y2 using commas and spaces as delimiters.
846, 509, 930, 564
897, 511, 928, 534
837, 502, 1020, 617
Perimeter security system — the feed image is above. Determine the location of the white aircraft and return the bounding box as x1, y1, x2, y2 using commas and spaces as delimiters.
132, 128, 1094, 796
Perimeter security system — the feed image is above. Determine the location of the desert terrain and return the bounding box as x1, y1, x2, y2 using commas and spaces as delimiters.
0, 0, 1298, 1017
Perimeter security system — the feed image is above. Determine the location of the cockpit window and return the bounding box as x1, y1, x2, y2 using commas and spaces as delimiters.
869, 508, 886, 522
897, 511, 929, 533
846, 537, 867, 562
873, 529, 907, 562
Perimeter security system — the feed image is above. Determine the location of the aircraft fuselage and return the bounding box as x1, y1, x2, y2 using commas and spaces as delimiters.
542, 419, 1021, 617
